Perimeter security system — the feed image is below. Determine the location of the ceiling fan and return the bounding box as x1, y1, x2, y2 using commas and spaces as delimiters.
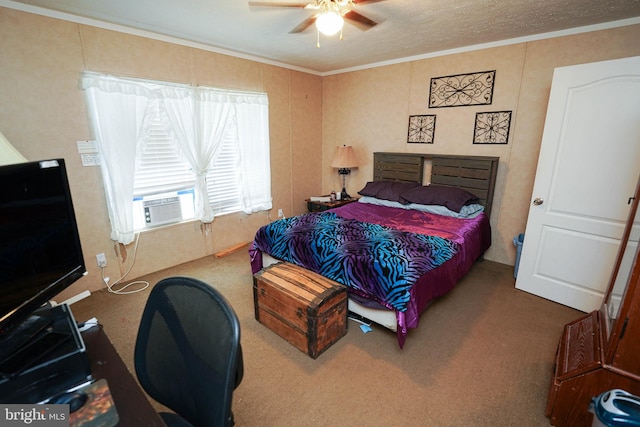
248, 0, 386, 36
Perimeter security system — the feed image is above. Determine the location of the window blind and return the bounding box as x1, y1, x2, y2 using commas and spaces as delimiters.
206, 125, 241, 215
133, 101, 195, 198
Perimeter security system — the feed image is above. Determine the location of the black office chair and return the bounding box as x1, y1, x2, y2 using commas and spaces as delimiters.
134, 277, 243, 427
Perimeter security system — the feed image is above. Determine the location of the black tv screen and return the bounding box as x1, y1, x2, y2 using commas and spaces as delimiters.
0, 159, 86, 336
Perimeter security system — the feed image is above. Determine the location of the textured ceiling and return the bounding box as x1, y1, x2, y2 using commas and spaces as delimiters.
3, 0, 640, 74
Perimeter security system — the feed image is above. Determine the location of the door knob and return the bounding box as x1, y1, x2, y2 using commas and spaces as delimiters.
533, 197, 544, 206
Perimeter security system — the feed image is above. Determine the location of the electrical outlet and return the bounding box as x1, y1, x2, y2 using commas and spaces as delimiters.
96, 253, 107, 268
278, 209, 284, 218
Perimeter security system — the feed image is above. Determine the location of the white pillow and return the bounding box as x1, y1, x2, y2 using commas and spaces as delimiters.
358, 196, 484, 218
408, 203, 485, 218
358, 196, 408, 209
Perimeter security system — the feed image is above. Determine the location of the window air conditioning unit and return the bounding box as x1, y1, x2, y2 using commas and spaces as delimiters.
144, 196, 182, 227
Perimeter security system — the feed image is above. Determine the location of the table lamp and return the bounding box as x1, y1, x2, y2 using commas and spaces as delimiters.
331, 145, 358, 200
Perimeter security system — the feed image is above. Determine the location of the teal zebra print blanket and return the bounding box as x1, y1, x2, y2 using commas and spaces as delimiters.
250, 212, 458, 312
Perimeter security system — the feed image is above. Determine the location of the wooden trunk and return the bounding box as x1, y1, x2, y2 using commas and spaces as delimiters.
253, 262, 347, 359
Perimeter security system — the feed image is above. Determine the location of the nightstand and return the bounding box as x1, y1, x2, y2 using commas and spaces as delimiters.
306, 197, 358, 212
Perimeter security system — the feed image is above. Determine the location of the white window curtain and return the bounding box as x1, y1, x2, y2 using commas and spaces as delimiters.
82, 72, 158, 244
82, 72, 271, 244
233, 94, 272, 213
161, 88, 233, 222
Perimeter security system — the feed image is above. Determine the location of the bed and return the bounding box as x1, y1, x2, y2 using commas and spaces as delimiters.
249, 152, 499, 347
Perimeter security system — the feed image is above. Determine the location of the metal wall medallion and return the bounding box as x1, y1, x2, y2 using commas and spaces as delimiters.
407, 115, 436, 144
429, 70, 496, 108
473, 110, 512, 144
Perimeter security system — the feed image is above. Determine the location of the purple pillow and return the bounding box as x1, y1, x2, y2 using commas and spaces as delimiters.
358, 181, 420, 203
399, 185, 479, 212
358, 181, 389, 197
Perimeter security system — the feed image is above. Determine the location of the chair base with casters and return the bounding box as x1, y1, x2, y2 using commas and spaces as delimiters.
135, 277, 243, 427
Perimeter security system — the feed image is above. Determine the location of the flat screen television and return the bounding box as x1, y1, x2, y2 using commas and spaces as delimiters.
0, 159, 86, 341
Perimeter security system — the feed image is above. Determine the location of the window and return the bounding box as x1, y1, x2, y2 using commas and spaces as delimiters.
82, 72, 272, 244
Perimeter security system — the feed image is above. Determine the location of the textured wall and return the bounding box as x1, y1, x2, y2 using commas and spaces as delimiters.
322, 24, 640, 265
1, 5, 639, 301
0, 7, 323, 301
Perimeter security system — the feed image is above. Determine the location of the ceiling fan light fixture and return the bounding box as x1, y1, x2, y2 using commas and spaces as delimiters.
316, 11, 344, 36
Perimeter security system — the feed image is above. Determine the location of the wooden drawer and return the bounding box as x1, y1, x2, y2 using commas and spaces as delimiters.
556, 310, 603, 380
546, 311, 606, 426
253, 262, 347, 359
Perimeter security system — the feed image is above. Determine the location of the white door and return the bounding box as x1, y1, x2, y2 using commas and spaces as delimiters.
515, 56, 640, 312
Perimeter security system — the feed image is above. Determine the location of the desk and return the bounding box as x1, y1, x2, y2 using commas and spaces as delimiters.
82, 325, 165, 426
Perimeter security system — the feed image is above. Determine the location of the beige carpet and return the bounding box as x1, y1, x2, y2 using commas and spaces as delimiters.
71, 248, 581, 426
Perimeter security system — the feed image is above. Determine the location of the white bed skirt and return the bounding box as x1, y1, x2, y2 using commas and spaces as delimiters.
261, 253, 397, 332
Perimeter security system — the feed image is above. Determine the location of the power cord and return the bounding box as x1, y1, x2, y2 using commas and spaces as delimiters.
102, 232, 149, 295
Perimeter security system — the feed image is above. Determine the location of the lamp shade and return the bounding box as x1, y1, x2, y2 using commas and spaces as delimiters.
0, 130, 27, 166
331, 145, 358, 169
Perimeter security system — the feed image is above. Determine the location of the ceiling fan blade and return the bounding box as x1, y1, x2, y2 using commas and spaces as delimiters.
248, 1, 310, 7
344, 10, 377, 30
289, 16, 317, 33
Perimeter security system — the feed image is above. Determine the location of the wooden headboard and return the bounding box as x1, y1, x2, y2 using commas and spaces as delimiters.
373, 152, 499, 218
